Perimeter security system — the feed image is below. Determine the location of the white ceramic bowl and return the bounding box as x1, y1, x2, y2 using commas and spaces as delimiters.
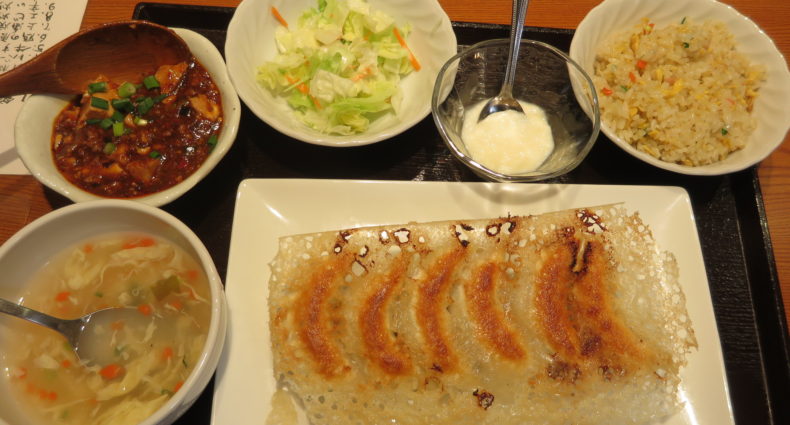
225, 0, 457, 147
570, 0, 790, 175
0, 200, 227, 425
15, 28, 241, 206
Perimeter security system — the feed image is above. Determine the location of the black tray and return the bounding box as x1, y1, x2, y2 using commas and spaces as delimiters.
121, 3, 790, 424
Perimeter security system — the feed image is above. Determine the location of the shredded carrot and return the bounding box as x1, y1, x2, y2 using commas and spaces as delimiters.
123, 237, 155, 249
636, 59, 647, 70
602, 87, 613, 96
185, 269, 199, 281
55, 291, 70, 302
392, 27, 421, 71
99, 364, 125, 380
310, 95, 322, 109
61, 359, 72, 369
167, 299, 183, 311
629, 71, 637, 83
110, 320, 125, 331
351, 66, 372, 81
82, 243, 93, 254
271, 6, 288, 28
284, 74, 310, 94
174, 381, 184, 392
137, 304, 152, 316
38, 389, 48, 400
162, 346, 174, 360
48, 391, 58, 401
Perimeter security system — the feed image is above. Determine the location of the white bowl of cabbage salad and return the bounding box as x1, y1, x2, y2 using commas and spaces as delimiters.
225, 0, 457, 146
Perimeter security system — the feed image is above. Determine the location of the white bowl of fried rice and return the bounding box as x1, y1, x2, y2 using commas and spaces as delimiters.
570, 0, 790, 175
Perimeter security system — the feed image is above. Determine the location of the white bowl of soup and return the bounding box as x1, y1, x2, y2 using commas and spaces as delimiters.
0, 200, 227, 425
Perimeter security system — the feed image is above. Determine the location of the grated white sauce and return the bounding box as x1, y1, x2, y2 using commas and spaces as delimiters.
461, 99, 554, 174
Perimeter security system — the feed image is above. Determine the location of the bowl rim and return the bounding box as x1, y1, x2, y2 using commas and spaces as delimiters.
14, 27, 241, 207
569, 0, 790, 176
224, 0, 457, 147
431, 38, 601, 182
0, 199, 227, 425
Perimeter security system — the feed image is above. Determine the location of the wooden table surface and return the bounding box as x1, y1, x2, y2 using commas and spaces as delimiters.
2, 0, 788, 328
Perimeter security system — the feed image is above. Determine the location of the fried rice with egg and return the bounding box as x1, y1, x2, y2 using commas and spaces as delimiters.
593, 18, 764, 166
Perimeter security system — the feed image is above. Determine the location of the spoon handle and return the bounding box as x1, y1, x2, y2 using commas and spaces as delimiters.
0, 298, 76, 344
501, 0, 530, 95
0, 49, 65, 97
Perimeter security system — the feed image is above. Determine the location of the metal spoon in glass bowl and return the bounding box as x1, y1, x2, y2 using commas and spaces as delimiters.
0, 20, 190, 97
478, 0, 530, 122
0, 298, 148, 366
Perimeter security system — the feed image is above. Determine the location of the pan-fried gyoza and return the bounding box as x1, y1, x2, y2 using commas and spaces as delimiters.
267, 205, 696, 425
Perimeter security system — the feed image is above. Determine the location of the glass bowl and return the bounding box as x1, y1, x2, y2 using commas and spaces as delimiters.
432, 38, 600, 182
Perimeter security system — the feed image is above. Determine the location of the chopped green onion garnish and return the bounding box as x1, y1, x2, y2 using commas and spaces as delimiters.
111, 98, 133, 113
682, 42, 690, 48
87, 81, 107, 94
111, 110, 125, 122
143, 75, 160, 89
620, 85, 629, 92
85, 118, 102, 125
118, 82, 137, 98
161, 389, 174, 396
90, 96, 109, 110
103, 142, 116, 154
153, 93, 169, 103
133, 116, 149, 126
137, 97, 155, 115
94, 291, 104, 297
99, 118, 114, 129
149, 150, 161, 159
207, 134, 218, 150
681, 17, 687, 24
112, 121, 125, 137
721, 128, 728, 135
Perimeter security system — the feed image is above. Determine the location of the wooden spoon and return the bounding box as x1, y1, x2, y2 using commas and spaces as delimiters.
0, 20, 191, 97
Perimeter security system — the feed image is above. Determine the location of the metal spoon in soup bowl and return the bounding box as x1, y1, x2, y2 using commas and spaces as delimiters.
478, 0, 530, 122
0, 20, 190, 97
0, 298, 150, 367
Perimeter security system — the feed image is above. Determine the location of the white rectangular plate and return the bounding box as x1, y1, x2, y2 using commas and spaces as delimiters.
211, 179, 733, 425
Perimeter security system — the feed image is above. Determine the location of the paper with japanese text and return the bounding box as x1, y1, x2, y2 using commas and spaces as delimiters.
0, 0, 88, 174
